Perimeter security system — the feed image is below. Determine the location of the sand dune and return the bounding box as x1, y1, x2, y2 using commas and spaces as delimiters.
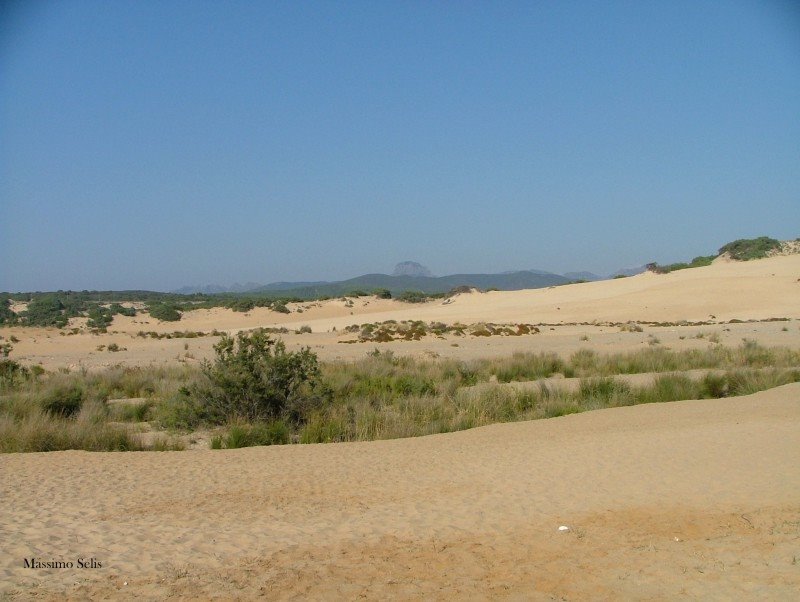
1, 384, 798, 599
292, 253, 800, 330
6, 254, 800, 370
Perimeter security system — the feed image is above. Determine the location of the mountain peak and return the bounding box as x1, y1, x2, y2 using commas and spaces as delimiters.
392, 261, 433, 278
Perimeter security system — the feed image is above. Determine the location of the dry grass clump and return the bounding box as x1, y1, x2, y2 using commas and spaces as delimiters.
473, 351, 570, 382
0, 402, 144, 452
0, 363, 192, 452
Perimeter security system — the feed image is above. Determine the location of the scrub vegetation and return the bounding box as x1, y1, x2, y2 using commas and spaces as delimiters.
1, 335, 799, 452
646, 236, 782, 274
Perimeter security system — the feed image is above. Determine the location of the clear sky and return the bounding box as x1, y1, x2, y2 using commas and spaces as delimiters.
1, 1, 798, 292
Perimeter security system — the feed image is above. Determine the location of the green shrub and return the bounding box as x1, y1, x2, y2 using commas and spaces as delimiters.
148, 303, 182, 322
21, 296, 70, 328
154, 390, 208, 430
397, 290, 427, 303
646, 254, 718, 274
109, 303, 136, 317
719, 237, 781, 261
689, 255, 716, 268
227, 299, 255, 312
373, 288, 392, 299
272, 303, 290, 314
0, 299, 17, 325
87, 305, 114, 329
191, 330, 322, 423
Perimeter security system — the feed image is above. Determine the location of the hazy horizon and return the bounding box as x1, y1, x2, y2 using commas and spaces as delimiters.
2, 1, 799, 292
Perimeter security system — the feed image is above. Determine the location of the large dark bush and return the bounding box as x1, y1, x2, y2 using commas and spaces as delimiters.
148, 303, 182, 322
192, 329, 322, 423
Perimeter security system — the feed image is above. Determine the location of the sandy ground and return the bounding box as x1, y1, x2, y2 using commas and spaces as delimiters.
4, 254, 800, 370
2, 254, 799, 599
1, 384, 798, 600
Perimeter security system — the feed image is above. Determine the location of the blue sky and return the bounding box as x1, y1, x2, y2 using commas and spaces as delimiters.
2, 1, 798, 292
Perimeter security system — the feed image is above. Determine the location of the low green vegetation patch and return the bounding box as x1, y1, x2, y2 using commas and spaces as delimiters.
339, 320, 540, 343
647, 255, 717, 274
646, 236, 787, 274
147, 302, 182, 322
719, 236, 781, 261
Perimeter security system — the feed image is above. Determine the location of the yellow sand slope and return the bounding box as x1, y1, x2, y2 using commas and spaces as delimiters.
2, 384, 798, 599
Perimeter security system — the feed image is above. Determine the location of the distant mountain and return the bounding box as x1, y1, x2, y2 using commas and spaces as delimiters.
176, 263, 639, 299
257, 280, 330, 292
608, 265, 648, 278
173, 281, 327, 295
392, 261, 433, 277
526, 268, 560, 276
563, 271, 603, 281
250, 270, 570, 299
173, 282, 264, 294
